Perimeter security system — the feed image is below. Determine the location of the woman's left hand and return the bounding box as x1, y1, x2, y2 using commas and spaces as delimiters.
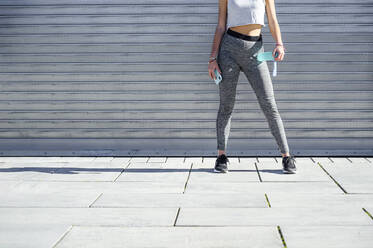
273, 45, 285, 61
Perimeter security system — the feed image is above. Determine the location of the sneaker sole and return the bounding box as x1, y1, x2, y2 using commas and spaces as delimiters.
282, 169, 296, 174
214, 168, 228, 173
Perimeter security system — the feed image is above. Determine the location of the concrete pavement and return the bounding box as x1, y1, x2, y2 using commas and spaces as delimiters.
0, 156, 372, 247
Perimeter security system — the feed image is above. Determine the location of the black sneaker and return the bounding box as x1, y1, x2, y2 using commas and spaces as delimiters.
282, 155, 297, 174
214, 154, 229, 173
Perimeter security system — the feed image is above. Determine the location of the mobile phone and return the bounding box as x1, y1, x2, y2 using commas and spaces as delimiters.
214, 69, 222, 85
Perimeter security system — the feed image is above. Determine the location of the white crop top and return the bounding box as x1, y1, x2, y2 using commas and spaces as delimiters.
226, 0, 266, 30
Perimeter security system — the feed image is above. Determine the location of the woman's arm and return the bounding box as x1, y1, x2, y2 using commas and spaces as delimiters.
209, 0, 227, 63
265, 0, 286, 61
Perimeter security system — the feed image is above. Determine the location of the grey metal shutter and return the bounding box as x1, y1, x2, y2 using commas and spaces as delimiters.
0, 0, 372, 156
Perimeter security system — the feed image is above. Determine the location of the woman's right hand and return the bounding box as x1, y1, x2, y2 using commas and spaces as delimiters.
208, 60, 221, 81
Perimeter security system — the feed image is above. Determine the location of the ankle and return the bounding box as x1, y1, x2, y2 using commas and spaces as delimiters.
218, 150, 226, 156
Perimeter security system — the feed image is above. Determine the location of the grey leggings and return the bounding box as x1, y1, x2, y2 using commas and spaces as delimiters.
216, 29, 290, 154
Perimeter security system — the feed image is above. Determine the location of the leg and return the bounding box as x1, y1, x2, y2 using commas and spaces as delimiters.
216, 48, 241, 153
241, 57, 290, 155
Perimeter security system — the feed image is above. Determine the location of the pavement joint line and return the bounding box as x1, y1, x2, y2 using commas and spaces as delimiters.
255, 157, 260, 163
254, 162, 263, 182
362, 207, 373, 221
182, 162, 193, 194
364, 157, 372, 163
113, 161, 131, 182
277, 225, 288, 248
173, 207, 181, 226
328, 157, 334, 163
274, 157, 278, 163
317, 162, 348, 194
264, 193, 271, 207
89, 192, 103, 208
310, 157, 316, 163
346, 157, 353, 163
51, 224, 73, 248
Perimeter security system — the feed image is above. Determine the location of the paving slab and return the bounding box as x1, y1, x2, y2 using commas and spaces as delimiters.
347, 157, 372, 164
110, 157, 131, 165
256, 157, 278, 163
0, 180, 24, 191
189, 160, 260, 183
184, 157, 202, 164
147, 157, 167, 163
0, 224, 71, 248
0, 207, 178, 227
312, 157, 334, 164
129, 157, 149, 163
256, 159, 331, 182
281, 225, 373, 248
340, 182, 373, 194
0, 156, 94, 163
238, 157, 258, 164
0, 161, 126, 182
0, 162, 60, 181
0, 191, 101, 207
101, 181, 186, 193
116, 162, 190, 183
30, 169, 123, 182
176, 206, 372, 226
92, 192, 268, 208
3, 180, 111, 193
91, 157, 114, 162
5, 180, 186, 194
185, 181, 343, 194
199, 157, 254, 170
328, 157, 353, 164
318, 163, 373, 193
128, 161, 191, 169
165, 157, 186, 164
266, 193, 373, 208
55, 226, 283, 248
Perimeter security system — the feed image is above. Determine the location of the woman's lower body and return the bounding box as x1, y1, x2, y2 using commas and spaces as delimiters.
216, 28, 290, 155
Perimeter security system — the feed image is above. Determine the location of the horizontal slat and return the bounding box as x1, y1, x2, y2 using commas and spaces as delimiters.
0, 29, 373, 43
0, 4, 371, 15
1, 53, 372, 62
0, 72, 372, 81
0, 13, 373, 24
0, 62, 372, 72
1, 110, 373, 120
0, 128, 371, 139
0, 100, 372, 111
0, 82, 372, 91
0, 0, 371, 5
0, 120, 371, 129
0, 38, 372, 53
0, 91, 372, 101
1, 23, 373, 35
0, 137, 372, 157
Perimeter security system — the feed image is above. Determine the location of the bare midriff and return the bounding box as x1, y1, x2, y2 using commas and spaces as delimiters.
229, 23, 262, 36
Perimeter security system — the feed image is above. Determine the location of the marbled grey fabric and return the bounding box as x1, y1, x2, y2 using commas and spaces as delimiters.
216, 31, 290, 154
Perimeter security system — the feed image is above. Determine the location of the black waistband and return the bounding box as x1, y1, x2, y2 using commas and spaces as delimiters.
227, 28, 262, 41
